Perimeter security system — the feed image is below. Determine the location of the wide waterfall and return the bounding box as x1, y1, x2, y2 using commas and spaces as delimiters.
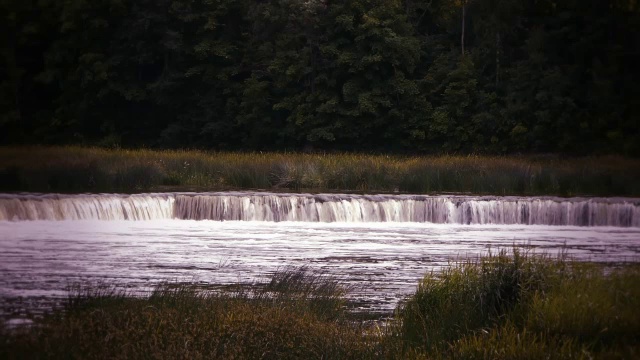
0, 193, 175, 221
0, 192, 638, 227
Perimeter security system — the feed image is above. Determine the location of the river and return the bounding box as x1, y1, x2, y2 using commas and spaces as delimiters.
1, 192, 639, 320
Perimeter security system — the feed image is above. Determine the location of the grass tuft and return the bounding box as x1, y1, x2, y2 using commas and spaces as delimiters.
392, 250, 640, 358
395, 249, 560, 352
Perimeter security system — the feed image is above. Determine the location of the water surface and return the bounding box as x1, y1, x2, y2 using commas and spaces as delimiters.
1, 219, 638, 318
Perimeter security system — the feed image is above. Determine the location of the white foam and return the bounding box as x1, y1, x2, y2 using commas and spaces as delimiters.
0, 192, 638, 227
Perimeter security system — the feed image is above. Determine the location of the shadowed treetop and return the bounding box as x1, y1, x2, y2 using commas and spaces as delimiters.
1, 0, 639, 155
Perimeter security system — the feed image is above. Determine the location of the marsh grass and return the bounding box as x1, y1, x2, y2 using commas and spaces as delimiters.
1, 146, 638, 195
2, 255, 639, 359
395, 249, 561, 352
393, 250, 640, 359
1, 268, 382, 360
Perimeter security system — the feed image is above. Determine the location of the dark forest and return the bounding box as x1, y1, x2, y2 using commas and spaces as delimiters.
2, 0, 639, 155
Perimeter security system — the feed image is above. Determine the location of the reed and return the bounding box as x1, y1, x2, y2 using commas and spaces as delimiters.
446, 263, 640, 359
1, 268, 382, 360
1, 146, 638, 196
1, 253, 639, 359
392, 250, 640, 359
394, 249, 562, 353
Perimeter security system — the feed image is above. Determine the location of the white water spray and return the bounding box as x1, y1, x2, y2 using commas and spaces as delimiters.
0, 192, 638, 226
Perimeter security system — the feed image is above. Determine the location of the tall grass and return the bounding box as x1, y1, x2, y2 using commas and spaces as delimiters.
1, 268, 382, 359
2, 253, 639, 359
1, 146, 639, 195
392, 249, 640, 359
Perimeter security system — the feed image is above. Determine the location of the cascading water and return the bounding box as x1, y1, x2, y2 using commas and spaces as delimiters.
2, 191, 640, 320
1, 192, 638, 227
0, 193, 175, 221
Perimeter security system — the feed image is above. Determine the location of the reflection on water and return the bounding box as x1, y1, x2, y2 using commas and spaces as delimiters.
1, 220, 639, 318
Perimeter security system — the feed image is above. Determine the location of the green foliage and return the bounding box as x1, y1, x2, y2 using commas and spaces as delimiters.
0, 0, 638, 155
396, 249, 560, 352
392, 252, 640, 359
449, 322, 589, 360
525, 265, 640, 348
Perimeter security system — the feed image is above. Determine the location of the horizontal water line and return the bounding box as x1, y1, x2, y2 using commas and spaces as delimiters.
0, 192, 638, 227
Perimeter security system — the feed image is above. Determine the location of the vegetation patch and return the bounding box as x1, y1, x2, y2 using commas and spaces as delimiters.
2, 251, 639, 359
1, 146, 639, 196
392, 250, 640, 359
3, 2, 639, 156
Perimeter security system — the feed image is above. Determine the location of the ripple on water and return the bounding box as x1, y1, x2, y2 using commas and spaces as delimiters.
1, 220, 640, 320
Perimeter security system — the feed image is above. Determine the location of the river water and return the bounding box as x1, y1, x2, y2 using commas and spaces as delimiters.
1, 192, 639, 320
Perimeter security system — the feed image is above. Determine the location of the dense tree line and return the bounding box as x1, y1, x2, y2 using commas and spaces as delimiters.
1, 0, 639, 155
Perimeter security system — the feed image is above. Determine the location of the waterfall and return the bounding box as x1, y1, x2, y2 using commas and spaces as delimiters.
0, 193, 175, 221
0, 192, 638, 227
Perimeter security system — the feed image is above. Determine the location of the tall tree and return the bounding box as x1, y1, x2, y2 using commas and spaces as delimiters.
0, 0, 57, 144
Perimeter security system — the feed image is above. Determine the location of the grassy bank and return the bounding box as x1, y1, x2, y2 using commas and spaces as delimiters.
1, 146, 639, 196
2, 252, 639, 359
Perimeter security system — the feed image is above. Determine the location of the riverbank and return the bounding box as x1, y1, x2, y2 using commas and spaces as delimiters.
1, 146, 639, 196
2, 251, 639, 359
